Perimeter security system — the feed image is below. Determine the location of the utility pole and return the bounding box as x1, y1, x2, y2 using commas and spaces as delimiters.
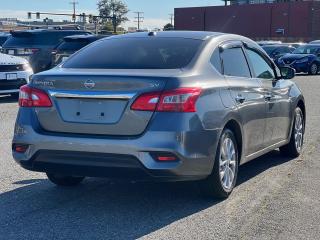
134, 11, 144, 30
169, 13, 174, 25
70, 1, 79, 23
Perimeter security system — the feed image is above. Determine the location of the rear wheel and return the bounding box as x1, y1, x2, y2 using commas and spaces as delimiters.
201, 129, 239, 199
280, 107, 304, 158
46, 173, 85, 186
309, 63, 318, 75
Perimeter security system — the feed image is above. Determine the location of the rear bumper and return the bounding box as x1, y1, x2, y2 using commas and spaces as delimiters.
12, 110, 221, 181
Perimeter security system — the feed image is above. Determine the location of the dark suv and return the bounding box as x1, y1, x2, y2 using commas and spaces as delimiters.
2, 30, 91, 73
51, 34, 107, 67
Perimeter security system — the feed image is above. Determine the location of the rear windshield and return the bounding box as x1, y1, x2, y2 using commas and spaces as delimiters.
4, 31, 90, 47
262, 46, 277, 55
63, 37, 203, 69
56, 40, 89, 52
293, 45, 320, 54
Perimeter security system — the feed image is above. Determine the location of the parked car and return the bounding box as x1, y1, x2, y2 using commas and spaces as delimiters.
51, 34, 108, 67
277, 44, 320, 75
0, 33, 10, 46
286, 42, 305, 48
12, 31, 305, 199
309, 40, 320, 44
262, 44, 296, 62
0, 53, 33, 96
257, 40, 282, 46
2, 29, 91, 73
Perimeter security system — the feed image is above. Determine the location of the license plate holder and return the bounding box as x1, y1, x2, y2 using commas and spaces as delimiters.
6, 73, 17, 80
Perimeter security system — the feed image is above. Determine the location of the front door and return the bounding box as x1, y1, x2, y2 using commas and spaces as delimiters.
244, 45, 291, 147
220, 42, 266, 156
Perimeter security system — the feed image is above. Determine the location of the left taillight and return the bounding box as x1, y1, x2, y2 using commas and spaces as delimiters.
19, 85, 52, 107
131, 87, 202, 113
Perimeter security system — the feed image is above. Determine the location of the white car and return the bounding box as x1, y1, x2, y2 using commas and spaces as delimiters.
0, 53, 33, 96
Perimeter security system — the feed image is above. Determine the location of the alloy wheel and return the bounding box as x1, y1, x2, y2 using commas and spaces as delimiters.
219, 136, 237, 190
310, 64, 318, 75
294, 111, 304, 152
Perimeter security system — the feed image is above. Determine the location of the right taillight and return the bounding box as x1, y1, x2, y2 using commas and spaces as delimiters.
19, 85, 52, 107
131, 87, 202, 113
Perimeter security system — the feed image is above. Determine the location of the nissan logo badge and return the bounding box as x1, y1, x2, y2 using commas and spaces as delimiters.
84, 80, 95, 89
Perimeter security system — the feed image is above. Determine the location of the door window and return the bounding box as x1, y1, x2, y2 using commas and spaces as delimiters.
210, 48, 222, 74
246, 49, 275, 79
220, 47, 251, 78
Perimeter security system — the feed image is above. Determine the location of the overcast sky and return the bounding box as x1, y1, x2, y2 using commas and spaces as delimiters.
0, 0, 222, 29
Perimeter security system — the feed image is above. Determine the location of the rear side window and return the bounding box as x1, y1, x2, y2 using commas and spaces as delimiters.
221, 47, 251, 78
210, 48, 222, 74
245, 49, 275, 79
63, 37, 203, 69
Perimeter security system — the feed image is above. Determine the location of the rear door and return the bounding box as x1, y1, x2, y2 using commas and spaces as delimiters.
244, 45, 291, 146
220, 41, 266, 156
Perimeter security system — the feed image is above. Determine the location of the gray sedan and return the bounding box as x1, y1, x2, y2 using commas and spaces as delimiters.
12, 31, 305, 198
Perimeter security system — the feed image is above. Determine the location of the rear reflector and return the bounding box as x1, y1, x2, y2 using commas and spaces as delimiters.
131, 87, 202, 112
19, 85, 52, 107
157, 156, 177, 161
13, 144, 29, 153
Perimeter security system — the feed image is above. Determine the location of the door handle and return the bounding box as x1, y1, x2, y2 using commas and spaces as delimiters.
264, 93, 274, 101
235, 95, 246, 104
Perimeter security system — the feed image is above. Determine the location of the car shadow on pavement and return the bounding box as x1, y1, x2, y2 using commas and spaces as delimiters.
0, 150, 293, 239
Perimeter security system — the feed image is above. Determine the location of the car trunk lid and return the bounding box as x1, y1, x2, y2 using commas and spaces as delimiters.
31, 68, 182, 136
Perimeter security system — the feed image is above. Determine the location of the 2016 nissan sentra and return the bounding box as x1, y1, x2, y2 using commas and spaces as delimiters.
12, 31, 305, 198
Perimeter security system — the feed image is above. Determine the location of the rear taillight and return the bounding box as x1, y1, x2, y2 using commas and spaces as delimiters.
19, 85, 52, 107
157, 88, 202, 112
131, 88, 202, 112
131, 92, 161, 111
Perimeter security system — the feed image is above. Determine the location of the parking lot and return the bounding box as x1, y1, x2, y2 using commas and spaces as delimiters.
0, 74, 319, 240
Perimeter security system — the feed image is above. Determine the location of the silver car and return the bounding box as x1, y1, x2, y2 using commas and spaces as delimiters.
12, 31, 305, 198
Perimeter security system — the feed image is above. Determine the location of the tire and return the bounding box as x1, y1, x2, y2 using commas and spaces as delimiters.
201, 129, 239, 199
280, 107, 304, 158
309, 63, 318, 75
46, 173, 85, 186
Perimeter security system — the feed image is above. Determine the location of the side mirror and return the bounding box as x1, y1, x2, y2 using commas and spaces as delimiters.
280, 66, 295, 80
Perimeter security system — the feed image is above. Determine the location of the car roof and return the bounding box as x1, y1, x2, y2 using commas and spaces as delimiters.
11, 29, 90, 35
262, 44, 291, 48
63, 34, 106, 40
106, 31, 224, 40
305, 44, 320, 47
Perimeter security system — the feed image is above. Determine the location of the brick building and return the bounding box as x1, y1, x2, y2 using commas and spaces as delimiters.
175, 1, 320, 42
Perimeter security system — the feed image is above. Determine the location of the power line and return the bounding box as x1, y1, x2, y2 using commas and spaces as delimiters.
134, 11, 144, 30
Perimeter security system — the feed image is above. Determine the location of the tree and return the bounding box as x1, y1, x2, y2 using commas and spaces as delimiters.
163, 23, 174, 31
98, 0, 129, 33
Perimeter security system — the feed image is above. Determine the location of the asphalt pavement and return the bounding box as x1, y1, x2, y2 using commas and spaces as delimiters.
0, 75, 319, 240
